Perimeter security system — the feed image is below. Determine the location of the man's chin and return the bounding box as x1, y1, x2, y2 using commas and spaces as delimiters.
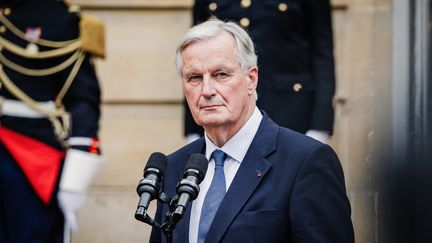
197, 117, 224, 128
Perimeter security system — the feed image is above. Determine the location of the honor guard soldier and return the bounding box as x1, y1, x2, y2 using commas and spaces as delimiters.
184, 0, 336, 144
0, 0, 105, 242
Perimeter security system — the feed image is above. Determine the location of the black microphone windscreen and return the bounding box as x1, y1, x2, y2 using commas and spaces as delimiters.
184, 153, 208, 180
144, 152, 168, 174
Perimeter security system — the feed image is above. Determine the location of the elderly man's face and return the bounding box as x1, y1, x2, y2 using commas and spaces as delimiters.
181, 31, 257, 130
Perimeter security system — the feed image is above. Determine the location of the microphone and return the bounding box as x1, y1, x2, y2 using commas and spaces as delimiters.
171, 153, 208, 223
135, 152, 168, 221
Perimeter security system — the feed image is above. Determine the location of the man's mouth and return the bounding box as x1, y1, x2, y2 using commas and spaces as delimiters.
200, 104, 222, 109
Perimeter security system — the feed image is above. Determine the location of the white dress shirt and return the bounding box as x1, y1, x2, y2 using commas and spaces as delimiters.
189, 107, 263, 243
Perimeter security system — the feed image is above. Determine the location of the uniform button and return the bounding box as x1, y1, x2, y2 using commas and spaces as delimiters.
293, 83, 302, 92
240, 17, 250, 28
3, 8, 11, 16
0, 26, 5, 34
240, 0, 252, 8
278, 3, 288, 12
208, 2, 218, 11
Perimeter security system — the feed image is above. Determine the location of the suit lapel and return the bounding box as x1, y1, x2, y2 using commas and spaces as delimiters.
205, 113, 279, 243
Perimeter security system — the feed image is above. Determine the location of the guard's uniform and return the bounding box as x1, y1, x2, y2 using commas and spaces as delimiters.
185, 0, 336, 136
0, 0, 105, 242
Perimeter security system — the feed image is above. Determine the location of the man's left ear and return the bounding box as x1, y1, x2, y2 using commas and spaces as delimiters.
247, 67, 258, 95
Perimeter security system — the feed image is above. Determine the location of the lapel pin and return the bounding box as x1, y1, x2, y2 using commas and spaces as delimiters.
255, 169, 262, 177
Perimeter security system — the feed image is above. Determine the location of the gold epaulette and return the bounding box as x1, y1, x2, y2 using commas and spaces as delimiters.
80, 15, 106, 59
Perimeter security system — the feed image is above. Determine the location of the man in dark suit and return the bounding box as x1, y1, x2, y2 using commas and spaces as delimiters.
0, 0, 105, 242
184, 0, 336, 144
150, 19, 353, 243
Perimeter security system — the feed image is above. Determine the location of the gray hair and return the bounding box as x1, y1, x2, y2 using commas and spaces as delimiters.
175, 18, 258, 75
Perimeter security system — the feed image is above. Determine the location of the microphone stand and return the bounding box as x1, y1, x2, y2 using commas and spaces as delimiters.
160, 214, 175, 243
160, 195, 186, 243
135, 192, 180, 243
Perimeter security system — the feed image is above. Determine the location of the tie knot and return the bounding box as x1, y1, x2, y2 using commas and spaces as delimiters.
211, 150, 226, 167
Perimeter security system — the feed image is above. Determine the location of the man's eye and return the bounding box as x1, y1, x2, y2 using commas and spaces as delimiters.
215, 72, 228, 78
188, 75, 202, 82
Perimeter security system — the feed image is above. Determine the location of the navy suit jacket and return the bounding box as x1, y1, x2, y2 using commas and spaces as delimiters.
151, 113, 354, 243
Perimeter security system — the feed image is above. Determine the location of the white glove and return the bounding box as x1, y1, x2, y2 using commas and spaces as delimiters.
58, 190, 87, 234
186, 133, 201, 144
305, 130, 330, 144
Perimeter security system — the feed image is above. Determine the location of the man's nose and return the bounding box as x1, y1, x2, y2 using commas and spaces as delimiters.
201, 75, 216, 97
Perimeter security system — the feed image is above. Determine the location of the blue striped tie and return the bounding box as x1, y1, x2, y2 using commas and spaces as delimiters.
197, 150, 227, 243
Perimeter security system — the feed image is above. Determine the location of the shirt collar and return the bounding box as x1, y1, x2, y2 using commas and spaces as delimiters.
205, 107, 263, 163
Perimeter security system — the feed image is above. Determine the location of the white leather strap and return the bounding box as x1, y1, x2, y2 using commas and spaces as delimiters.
0, 98, 55, 118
